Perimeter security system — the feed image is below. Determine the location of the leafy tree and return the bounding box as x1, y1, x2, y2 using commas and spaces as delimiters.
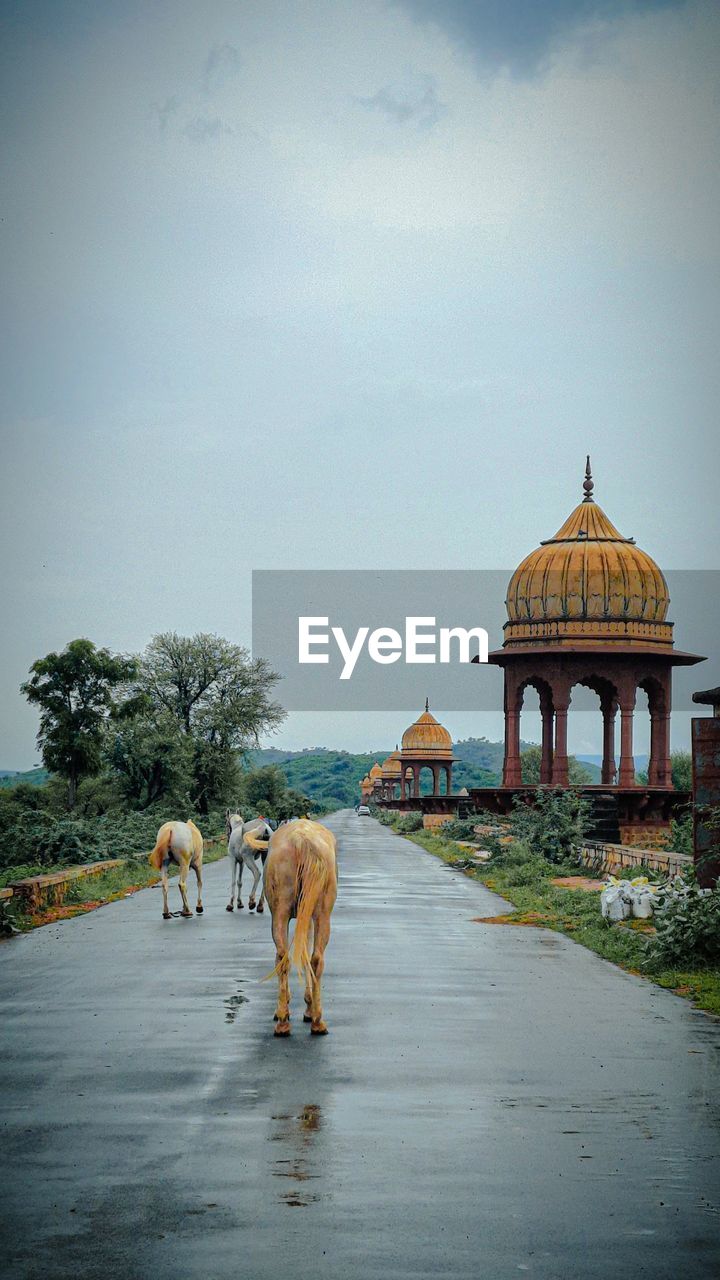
670, 751, 692, 792
134, 632, 285, 810
108, 713, 194, 809
520, 746, 592, 785
21, 640, 135, 808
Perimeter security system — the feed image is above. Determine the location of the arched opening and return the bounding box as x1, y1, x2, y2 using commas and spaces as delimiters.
570, 675, 619, 787
518, 677, 555, 784
637, 675, 670, 786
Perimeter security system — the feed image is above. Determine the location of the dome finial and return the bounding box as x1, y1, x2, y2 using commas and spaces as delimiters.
425, 696, 429, 713
582, 455, 594, 503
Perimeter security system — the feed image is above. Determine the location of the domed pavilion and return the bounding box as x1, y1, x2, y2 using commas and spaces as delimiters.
380, 747, 403, 801
490, 458, 704, 790
398, 701, 457, 799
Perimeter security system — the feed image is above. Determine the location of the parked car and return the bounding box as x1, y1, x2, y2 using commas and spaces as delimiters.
357, 805, 371, 816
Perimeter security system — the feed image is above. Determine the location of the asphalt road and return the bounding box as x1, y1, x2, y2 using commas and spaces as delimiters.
1, 809, 719, 1279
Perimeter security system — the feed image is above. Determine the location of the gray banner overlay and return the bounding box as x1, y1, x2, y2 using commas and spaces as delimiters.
252, 570, 719, 713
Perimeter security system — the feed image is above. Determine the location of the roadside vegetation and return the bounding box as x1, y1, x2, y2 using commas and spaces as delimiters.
378, 791, 720, 1017
0, 633, 315, 924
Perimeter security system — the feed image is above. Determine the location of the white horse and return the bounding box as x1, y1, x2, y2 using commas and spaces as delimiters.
226, 814, 274, 913
148, 819, 204, 920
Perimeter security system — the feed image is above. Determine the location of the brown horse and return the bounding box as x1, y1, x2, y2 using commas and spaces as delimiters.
244, 819, 337, 1036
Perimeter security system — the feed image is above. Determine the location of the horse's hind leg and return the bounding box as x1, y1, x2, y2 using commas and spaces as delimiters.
256, 853, 267, 913
194, 859, 204, 914
161, 860, 171, 920
272, 911, 291, 1036
248, 856, 262, 911
227, 854, 236, 911
303, 920, 316, 1022
236, 858, 244, 909
178, 857, 193, 917
308, 914, 331, 1035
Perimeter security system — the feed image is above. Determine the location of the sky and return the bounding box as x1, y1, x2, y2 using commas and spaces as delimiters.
1, 0, 719, 768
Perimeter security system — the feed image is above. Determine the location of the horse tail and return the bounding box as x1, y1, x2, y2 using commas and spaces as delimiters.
148, 824, 173, 871
289, 832, 333, 986
244, 830, 270, 852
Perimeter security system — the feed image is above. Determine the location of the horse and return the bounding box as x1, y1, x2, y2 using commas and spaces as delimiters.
226, 815, 274, 914
148, 819, 204, 920
244, 819, 337, 1036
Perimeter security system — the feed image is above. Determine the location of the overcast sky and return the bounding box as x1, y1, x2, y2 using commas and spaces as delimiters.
1, 0, 718, 768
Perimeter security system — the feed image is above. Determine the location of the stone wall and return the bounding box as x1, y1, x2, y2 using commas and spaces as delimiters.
579, 840, 691, 878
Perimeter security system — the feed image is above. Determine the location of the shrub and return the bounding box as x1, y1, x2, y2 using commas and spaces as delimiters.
668, 812, 693, 856
509, 788, 590, 865
646, 885, 720, 968
440, 812, 495, 841
394, 813, 423, 833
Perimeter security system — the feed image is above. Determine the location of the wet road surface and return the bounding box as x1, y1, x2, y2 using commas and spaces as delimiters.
1, 809, 719, 1278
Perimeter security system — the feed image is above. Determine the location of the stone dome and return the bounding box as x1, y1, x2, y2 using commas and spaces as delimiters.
401, 701, 454, 756
503, 459, 672, 649
381, 748, 402, 777
369, 762, 383, 779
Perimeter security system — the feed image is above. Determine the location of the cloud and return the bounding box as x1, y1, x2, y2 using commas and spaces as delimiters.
355, 75, 447, 128
182, 115, 234, 141
202, 42, 242, 94
151, 95, 180, 132
395, 0, 686, 73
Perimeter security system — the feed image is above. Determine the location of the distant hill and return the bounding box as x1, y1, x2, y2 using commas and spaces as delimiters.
0, 768, 49, 789
0, 739, 599, 808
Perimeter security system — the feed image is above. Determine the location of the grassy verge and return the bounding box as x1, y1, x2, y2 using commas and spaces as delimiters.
405, 830, 720, 1018
2, 842, 228, 933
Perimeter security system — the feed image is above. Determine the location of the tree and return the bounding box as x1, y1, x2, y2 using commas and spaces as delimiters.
135, 633, 286, 811
21, 640, 135, 808
520, 745, 592, 786
108, 713, 194, 809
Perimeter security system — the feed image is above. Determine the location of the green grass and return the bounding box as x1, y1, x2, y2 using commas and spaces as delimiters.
404, 831, 720, 1018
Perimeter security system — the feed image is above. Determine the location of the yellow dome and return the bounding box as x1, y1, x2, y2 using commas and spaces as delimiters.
369, 762, 383, 779
381, 748, 402, 776
504, 459, 672, 648
401, 701, 453, 756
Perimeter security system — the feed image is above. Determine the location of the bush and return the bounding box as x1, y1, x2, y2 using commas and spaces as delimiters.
647, 885, 720, 968
509, 788, 590, 865
440, 812, 494, 841
394, 813, 423, 833
668, 812, 693, 856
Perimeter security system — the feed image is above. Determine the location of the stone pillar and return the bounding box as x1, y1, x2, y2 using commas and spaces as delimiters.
552, 702, 570, 786
601, 703, 617, 785
400, 769, 406, 801
431, 765, 440, 796
502, 673, 523, 787
445, 764, 452, 795
540, 704, 554, 784
648, 712, 660, 785
656, 713, 672, 786
413, 764, 421, 797
618, 697, 636, 787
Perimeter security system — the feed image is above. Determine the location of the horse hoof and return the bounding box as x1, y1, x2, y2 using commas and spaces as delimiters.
274, 1021, 291, 1037
181, 909, 193, 918
310, 1022, 328, 1035
303, 1014, 312, 1023
226, 904, 234, 912
163, 912, 172, 920
237, 902, 244, 910
196, 905, 204, 914
256, 903, 264, 913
